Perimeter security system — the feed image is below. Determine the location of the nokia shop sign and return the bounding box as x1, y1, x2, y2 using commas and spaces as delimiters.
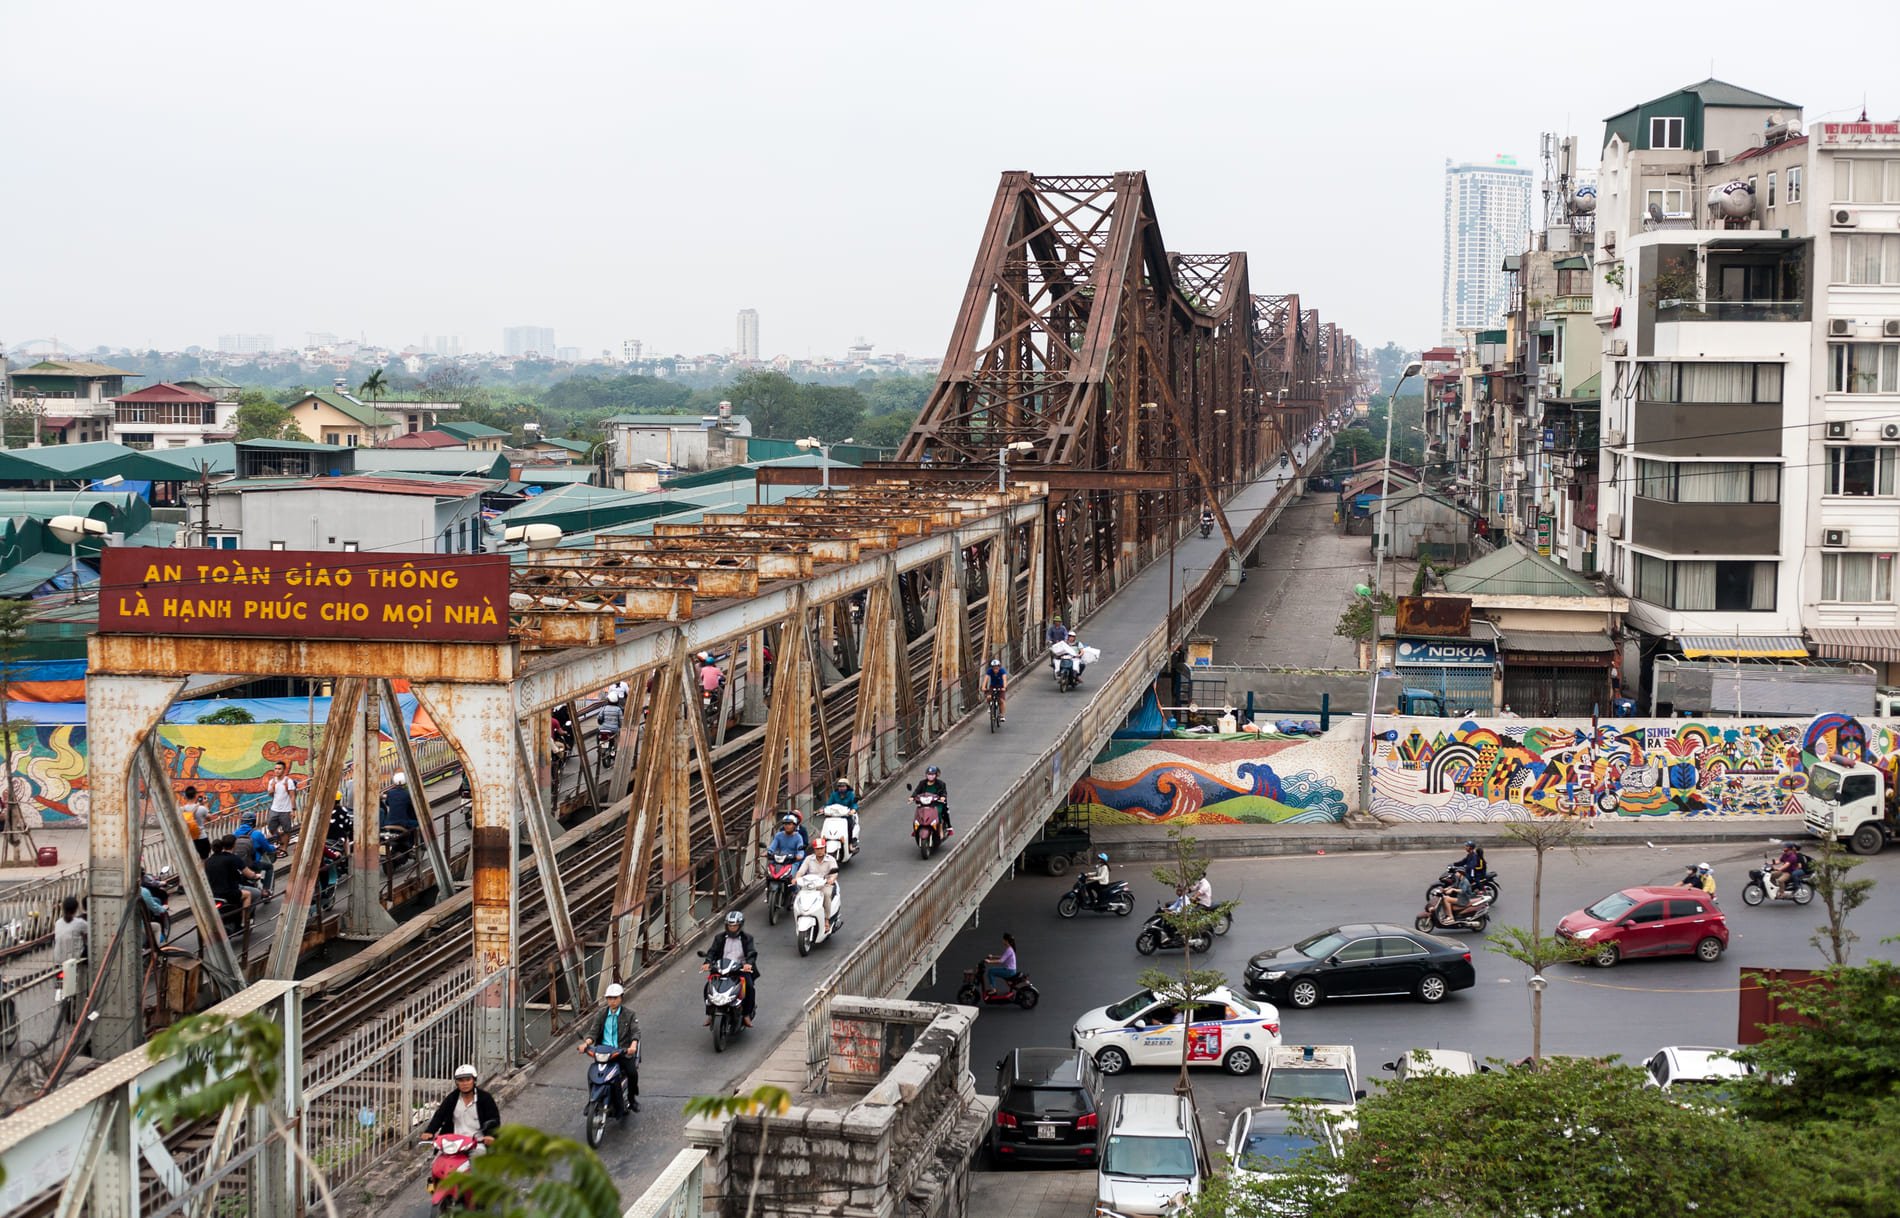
1396, 639, 1495, 667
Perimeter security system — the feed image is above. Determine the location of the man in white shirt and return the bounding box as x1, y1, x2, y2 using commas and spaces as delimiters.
794, 838, 840, 936
264, 761, 298, 840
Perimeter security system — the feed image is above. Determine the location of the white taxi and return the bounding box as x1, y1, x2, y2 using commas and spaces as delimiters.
1070, 985, 1281, 1076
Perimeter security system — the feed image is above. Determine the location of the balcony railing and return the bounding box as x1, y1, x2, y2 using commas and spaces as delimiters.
1655, 297, 1809, 323
1549, 294, 1594, 314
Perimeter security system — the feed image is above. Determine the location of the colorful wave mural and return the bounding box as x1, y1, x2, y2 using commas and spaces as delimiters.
1368, 715, 1900, 824
1069, 734, 1352, 825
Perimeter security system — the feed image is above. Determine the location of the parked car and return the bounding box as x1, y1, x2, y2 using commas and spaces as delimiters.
1243, 923, 1476, 1008
987, 1047, 1104, 1167
1260, 1044, 1362, 1108
1380, 1048, 1485, 1082
1555, 887, 1728, 968
1071, 985, 1280, 1076
1096, 1092, 1212, 1218
1225, 1104, 1342, 1188
1642, 1046, 1755, 1094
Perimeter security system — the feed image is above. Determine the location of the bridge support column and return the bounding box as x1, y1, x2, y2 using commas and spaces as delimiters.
345, 680, 398, 937
84, 673, 183, 1061
410, 680, 517, 1073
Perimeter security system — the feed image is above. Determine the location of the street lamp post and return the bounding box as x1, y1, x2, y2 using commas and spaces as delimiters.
48, 474, 124, 604
995, 440, 1035, 493
797, 436, 856, 491
1357, 359, 1421, 817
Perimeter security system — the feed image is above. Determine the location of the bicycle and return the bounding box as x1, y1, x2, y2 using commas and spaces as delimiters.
987, 686, 1003, 732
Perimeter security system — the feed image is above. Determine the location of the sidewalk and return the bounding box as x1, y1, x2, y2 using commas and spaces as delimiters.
1092, 816, 1801, 861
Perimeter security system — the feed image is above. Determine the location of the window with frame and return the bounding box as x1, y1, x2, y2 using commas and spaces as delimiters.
1632, 554, 1776, 610
1824, 446, 1899, 496
1634, 459, 1779, 503
1767, 172, 1777, 208
1787, 166, 1803, 203
1829, 343, 1900, 393
1833, 158, 1900, 204
1649, 117, 1685, 150
1639, 362, 1784, 403
1645, 187, 1688, 216
1820, 552, 1895, 603
1830, 234, 1900, 285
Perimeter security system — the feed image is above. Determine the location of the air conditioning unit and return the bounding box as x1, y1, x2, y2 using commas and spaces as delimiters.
1605, 428, 1626, 447
1601, 230, 1618, 252
1829, 318, 1853, 337
1885, 320, 1900, 338
1827, 420, 1853, 439
1833, 208, 1859, 227
1605, 512, 1624, 538
1608, 339, 1628, 357
1884, 422, 1900, 441
1703, 148, 1725, 166
1824, 528, 1851, 548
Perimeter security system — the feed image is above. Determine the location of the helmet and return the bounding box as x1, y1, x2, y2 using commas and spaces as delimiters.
925, 765, 940, 778
392, 772, 407, 785
1066, 631, 1077, 641
780, 813, 799, 826
604, 983, 625, 998
454, 1064, 478, 1081
725, 910, 744, 927
1096, 852, 1109, 864
1464, 840, 1476, 849
835, 777, 852, 789
989, 657, 1002, 668
1698, 862, 1712, 873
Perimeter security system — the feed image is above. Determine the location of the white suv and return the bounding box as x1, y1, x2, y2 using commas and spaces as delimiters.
1095, 1092, 1210, 1218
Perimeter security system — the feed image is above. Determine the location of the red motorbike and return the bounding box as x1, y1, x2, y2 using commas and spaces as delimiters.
423, 1132, 478, 1212
762, 848, 799, 926
954, 962, 1040, 1009
912, 793, 944, 860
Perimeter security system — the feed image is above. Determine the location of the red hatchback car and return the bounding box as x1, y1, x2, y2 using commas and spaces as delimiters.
1555, 886, 1728, 968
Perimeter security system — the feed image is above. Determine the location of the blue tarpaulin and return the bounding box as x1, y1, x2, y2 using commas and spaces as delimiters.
1111, 688, 1169, 739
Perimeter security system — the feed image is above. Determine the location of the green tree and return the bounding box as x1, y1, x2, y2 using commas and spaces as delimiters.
725, 370, 805, 437
1488, 816, 1597, 1064
461, 1125, 621, 1218
1807, 832, 1876, 965
1199, 1056, 1780, 1218
1135, 828, 1236, 1096
357, 367, 390, 406
855, 411, 917, 449
196, 704, 257, 725
1733, 958, 1900, 1125
682, 1085, 792, 1218
1333, 589, 1392, 645
233, 391, 306, 441
1328, 427, 1379, 470
140, 1012, 342, 1218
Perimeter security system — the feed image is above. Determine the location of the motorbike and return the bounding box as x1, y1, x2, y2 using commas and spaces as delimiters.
1200, 516, 1214, 539
1742, 853, 1815, 907
1054, 654, 1080, 693
816, 802, 858, 865
793, 873, 842, 957
912, 791, 944, 859
1415, 888, 1494, 934
1425, 865, 1500, 907
314, 840, 347, 914
597, 726, 620, 771
704, 956, 751, 1052
955, 961, 1040, 1009
1134, 905, 1214, 956
581, 1045, 635, 1147
762, 849, 800, 925
423, 1132, 477, 1212
1055, 874, 1135, 918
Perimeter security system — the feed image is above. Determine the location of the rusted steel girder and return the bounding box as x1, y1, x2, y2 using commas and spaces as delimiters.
752, 465, 1173, 492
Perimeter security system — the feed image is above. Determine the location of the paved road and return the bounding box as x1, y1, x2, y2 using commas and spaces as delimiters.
909, 838, 1900, 1174
1194, 489, 1412, 670
377, 453, 1330, 1215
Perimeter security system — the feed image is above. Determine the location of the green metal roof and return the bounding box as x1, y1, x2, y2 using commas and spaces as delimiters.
1675, 78, 1799, 109
1443, 543, 1603, 598
601, 413, 707, 428
235, 438, 348, 453
0, 553, 82, 598
2, 441, 149, 481
1553, 255, 1590, 271
535, 437, 595, 456
435, 421, 509, 440
293, 391, 399, 428
515, 466, 596, 486
349, 449, 510, 479
180, 373, 240, 389
126, 442, 237, 478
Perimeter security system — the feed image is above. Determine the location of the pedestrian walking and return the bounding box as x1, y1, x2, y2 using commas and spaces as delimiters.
264, 761, 298, 840
179, 785, 211, 861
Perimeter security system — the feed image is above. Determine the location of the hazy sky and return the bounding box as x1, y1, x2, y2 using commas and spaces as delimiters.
6, 0, 1898, 362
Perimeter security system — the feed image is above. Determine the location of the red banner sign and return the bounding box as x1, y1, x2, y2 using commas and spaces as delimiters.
98, 549, 511, 643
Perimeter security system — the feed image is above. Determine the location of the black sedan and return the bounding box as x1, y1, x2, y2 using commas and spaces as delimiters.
1244, 923, 1475, 1008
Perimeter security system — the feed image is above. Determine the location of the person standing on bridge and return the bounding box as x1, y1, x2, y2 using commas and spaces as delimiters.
179, 785, 210, 861
264, 761, 298, 842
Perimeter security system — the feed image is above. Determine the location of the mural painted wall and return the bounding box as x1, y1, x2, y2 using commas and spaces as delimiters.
1370, 714, 1900, 823
1069, 713, 1899, 827
1070, 732, 1355, 825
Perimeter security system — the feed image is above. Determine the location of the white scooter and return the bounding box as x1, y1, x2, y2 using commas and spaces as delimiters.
816, 802, 858, 865
792, 873, 842, 957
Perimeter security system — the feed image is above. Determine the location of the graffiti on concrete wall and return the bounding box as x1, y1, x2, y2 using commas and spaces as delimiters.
1370, 713, 1898, 823
1070, 734, 1352, 825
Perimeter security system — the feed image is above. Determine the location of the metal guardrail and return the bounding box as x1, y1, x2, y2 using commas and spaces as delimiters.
623, 1148, 708, 1218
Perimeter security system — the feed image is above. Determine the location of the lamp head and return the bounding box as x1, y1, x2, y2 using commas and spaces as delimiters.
795, 436, 822, 452
48, 514, 109, 545
504, 522, 565, 550
95, 475, 126, 489
1401, 360, 1423, 379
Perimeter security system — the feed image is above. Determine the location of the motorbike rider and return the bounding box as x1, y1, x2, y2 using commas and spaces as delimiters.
232, 811, 278, 893
702, 911, 758, 1027
1456, 840, 1489, 883
596, 694, 625, 756
422, 1065, 500, 1152
1434, 866, 1475, 924
828, 777, 861, 853
794, 837, 841, 937
983, 932, 1020, 997
579, 983, 640, 1114
766, 813, 808, 862
1081, 851, 1112, 907
1681, 862, 1717, 899
1771, 842, 1807, 897
1200, 505, 1215, 534
380, 772, 420, 854
1050, 631, 1085, 682
914, 765, 951, 836
1169, 870, 1213, 914
983, 657, 1009, 721
1045, 618, 1069, 648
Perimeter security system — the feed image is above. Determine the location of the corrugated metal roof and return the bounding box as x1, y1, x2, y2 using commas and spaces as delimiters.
1443, 543, 1604, 598
1809, 628, 1900, 664
249, 474, 492, 499
602, 413, 711, 428
1501, 630, 1613, 654
1678, 634, 1807, 659
14, 359, 138, 378
111, 382, 216, 404
291, 391, 399, 428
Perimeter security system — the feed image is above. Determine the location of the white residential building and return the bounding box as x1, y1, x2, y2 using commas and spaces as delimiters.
736, 309, 759, 359
1441, 158, 1534, 343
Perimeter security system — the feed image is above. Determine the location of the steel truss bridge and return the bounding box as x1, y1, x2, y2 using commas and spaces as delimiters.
0, 171, 1364, 1217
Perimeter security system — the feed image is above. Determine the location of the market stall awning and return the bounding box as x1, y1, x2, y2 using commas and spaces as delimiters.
1500, 630, 1613, 654
1677, 634, 1807, 659
1809, 628, 1900, 664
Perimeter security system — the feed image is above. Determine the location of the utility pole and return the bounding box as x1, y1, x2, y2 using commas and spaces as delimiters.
197, 461, 212, 546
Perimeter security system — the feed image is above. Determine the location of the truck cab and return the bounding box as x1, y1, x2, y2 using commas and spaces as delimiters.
1799, 759, 1897, 855
1396, 688, 1446, 716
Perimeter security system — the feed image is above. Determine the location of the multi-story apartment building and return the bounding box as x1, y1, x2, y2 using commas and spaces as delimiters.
109, 382, 237, 449
503, 326, 556, 358
736, 309, 760, 360
1441, 157, 1534, 344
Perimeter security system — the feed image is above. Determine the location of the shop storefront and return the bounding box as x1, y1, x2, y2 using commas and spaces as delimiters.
1393, 637, 1496, 715
1499, 630, 1613, 716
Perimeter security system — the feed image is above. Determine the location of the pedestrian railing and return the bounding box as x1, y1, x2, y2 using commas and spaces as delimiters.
622, 1148, 708, 1218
